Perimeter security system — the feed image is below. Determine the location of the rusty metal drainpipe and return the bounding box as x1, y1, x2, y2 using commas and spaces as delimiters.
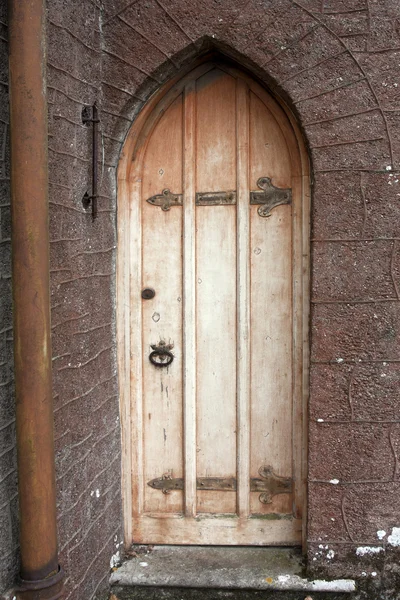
8, 0, 64, 598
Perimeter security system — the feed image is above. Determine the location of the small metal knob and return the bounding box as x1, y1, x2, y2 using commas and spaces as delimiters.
142, 288, 155, 300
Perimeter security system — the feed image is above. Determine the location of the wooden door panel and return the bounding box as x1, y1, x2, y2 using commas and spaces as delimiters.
249, 92, 293, 516
196, 69, 237, 192
119, 63, 308, 546
196, 203, 237, 515
141, 95, 184, 514
195, 70, 238, 514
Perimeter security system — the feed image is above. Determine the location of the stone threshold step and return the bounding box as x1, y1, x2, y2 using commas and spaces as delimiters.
110, 546, 355, 597
110, 587, 355, 600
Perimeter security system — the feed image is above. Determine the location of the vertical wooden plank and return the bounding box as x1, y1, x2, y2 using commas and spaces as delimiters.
236, 78, 251, 518
130, 179, 144, 518
195, 69, 237, 515
117, 177, 133, 542
249, 91, 293, 516
141, 96, 184, 515
183, 81, 197, 517
291, 171, 311, 532
302, 172, 311, 548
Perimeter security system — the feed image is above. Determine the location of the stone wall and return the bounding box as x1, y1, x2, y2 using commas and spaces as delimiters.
1, 1, 400, 598
47, 1, 122, 599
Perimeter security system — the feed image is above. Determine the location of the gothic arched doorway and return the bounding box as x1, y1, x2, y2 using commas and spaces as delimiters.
117, 60, 310, 547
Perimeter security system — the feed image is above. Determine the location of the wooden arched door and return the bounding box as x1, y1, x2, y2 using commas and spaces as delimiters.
118, 62, 310, 546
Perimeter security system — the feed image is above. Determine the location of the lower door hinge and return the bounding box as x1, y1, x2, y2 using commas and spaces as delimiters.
147, 465, 292, 505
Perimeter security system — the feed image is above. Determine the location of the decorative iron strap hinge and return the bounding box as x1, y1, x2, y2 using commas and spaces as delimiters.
146, 189, 236, 211
250, 177, 292, 217
147, 465, 292, 505
146, 179, 291, 217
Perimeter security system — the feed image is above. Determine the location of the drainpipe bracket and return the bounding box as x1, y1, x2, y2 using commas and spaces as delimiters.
15, 567, 64, 600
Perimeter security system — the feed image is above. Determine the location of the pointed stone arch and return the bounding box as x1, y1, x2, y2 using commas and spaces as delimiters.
117, 57, 311, 547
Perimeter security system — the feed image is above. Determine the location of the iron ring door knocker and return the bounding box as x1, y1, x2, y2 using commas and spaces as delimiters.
149, 341, 174, 368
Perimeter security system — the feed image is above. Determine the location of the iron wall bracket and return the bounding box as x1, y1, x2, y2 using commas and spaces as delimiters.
82, 103, 100, 220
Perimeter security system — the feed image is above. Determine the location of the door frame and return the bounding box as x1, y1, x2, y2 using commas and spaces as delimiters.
117, 57, 311, 549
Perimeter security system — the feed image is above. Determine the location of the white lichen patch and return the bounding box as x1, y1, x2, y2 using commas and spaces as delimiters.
356, 546, 384, 556
327, 549, 335, 559
388, 527, 400, 547
377, 530, 386, 540
311, 580, 356, 592
262, 574, 356, 592
110, 551, 121, 568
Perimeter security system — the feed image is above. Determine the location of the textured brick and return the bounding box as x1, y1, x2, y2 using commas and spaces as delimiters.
383, 545, 400, 598
150, 0, 237, 45
342, 33, 369, 52
102, 0, 134, 20
284, 51, 363, 103
311, 137, 391, 171
48, 66, 97, 109
311, 302, 400, 361
101, 82, 135, 118
297, 0, 322, 11
309, 422, 395, 481
48, 0, 100, 49
323, 0, 367, 11
121, 1, 191, 59
320, 12, 369, 37
267, 25, 343, 82
357, 51, 400, 111
308, 483, 351, 542
310, 363, 353, 421
342, 482, 400, 542
306, 108, 385, 147
351, 363, 400, 421
309, 481, 400, 551
362, 171, 400, 238
312, 240, 399, 301
103, 18, 168, 77
311, 171, 365, 239
221, 1, 316, 65
368, 17, 400, 51
308, 542, 385, 580
1, 205, 11, 241
297, 79, 377, 125
101, 52, 154, 100
385, 111, 400, 170
310, 362, 400, 423
370, 0, 400, 16
0, 40, 8, 84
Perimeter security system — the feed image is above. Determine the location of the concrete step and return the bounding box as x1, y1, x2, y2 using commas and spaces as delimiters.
110, 586, 355, 600
110, 546, 356, 600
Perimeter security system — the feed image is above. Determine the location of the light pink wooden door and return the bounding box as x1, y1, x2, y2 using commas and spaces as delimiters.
119, 63, 308, 546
